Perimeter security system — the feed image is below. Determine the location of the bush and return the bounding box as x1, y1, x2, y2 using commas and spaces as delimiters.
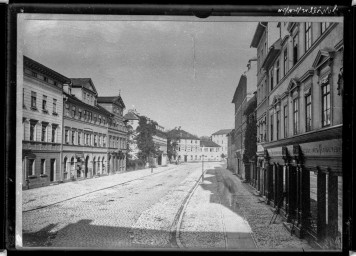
127, 159, 146, 171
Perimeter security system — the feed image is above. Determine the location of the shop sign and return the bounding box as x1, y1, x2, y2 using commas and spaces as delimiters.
267, 147, 282, 157
301, 139, 342, 157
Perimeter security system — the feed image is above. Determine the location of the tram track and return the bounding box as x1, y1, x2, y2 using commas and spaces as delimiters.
23, 165, 178, 213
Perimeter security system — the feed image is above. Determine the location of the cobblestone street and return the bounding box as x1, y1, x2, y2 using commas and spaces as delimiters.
22, 162, 313, 250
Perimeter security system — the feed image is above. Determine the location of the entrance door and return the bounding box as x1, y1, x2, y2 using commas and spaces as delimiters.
184, 155, 187, 162
93, 157, 96, 176
158, 155, 162, 165
50, 159, 55, 182
85, 156, 89, 178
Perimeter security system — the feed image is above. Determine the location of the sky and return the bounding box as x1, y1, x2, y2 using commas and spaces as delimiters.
22, 17, 258, 137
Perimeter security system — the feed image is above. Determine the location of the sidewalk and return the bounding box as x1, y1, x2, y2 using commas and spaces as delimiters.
179, 165, 313, 250
218, 167, 313, 250
22, 165, 177, 212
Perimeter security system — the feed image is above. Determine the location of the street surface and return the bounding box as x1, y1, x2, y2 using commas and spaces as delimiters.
22, 162, 313, 250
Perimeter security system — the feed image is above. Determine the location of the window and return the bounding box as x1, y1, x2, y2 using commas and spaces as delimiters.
276, 60, 280, 84
65, 104, 70, 116
305, 22, 312, 51
305, 94, 312, 131
283, 48, 288, 76
53, 99, 57, 114
276, 110, 280, 140
84, 110, 87, 120
72, 130, 75, 144
293, 98, 299, 135
43, 76, 48, 82
94, 114, 97, 122
89, 112, 92, 121
270, 114, 274, 141
65, 130, 69, 144
99, 115, 102, 124
321, 22, 330, 34
94, 135, 98, 146
41, 123, 47, 142
293, 34, 298, 65
41, 159, 45, 175
31, 91, 37, 109
321, 81, 331, 127
42, 95, 47, 111
78, 132, 81, 145
28, 159, 35, 176
78, 109, 82, 119
32, 71, 37, 78
30, 121, 36, 141
283, 105, 288, 138
103, 136, 106, 147
270, 68, 274, 91
51, 126, 56, 143
72, 106, 76, 117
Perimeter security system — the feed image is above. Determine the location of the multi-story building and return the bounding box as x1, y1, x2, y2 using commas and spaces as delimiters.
62, 79, 128, 181
124, 109, 167, 166
231, 59, 257, 179
226, 129, 236, 171
167, 129, 201, 162
22, 56, 71, 189
200, 140, 222, 162
211, 129, 232, 158
97, 95, 128, 173
251, 21, 343, 248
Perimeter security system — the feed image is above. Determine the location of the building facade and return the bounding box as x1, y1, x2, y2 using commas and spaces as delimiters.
251, 21, 343, 248
200, 140, 222, 162
211, 129, 232, 158
226, 129, 236, 171
22, 56, 70, 189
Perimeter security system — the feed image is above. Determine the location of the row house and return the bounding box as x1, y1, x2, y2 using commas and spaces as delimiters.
22, 56, 71, 188
231, 58, 257, 179
22, 56, 129, 189
211, 129, 232, 157
166, 129, 201, 162
250, 21, 343, 248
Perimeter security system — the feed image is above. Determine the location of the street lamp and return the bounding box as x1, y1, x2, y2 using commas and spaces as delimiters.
201, 154, 205, 182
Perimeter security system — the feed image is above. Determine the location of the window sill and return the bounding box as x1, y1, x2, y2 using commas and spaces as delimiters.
40, 174, 48, 178
42, 110, 49, 114
52, 112, 58, 116
30, 107, 38, 111
28, 175, 37, 179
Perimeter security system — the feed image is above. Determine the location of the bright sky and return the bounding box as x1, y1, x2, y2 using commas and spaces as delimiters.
22, 16, 258, 137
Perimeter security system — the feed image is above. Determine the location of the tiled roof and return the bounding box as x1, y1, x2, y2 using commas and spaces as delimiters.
124, 111, 140, 120
97, 96, 126, 109
70, 78, 98, 95
212, 129, 233, 135
24, 56, 71, 84
200, 140, 221, 147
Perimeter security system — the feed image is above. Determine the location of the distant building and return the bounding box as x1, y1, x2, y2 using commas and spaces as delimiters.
200, 140, 222, 162
231, 58, 257, 180
166, 129, 201, 162
211, 129, 232, 157
22, 56, 71, 189
124, 109, 167, 166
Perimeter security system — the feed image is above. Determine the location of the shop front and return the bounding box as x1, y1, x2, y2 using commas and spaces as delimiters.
265, 137, 342, 249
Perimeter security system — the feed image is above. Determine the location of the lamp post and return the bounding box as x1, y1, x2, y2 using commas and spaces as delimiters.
201, 154, 205, 182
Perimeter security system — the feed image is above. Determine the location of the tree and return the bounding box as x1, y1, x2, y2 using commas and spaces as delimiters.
166, 129, 180, 163
221, 153, 226, 159
135, 116, 159, 165
243, 98, 257, 162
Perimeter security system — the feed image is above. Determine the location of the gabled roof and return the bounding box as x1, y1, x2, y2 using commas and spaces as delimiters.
97, 96, 126, 109
70, 78, 98, 95
124, 111, 140, 120
212, 129, 233, 135
200, 140, 221, 147
24, 56, 71, 84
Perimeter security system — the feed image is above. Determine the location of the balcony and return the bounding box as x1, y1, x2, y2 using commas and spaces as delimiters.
22, 140, 61, 151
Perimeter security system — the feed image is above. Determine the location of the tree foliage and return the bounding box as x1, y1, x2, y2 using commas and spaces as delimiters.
166, 131, 179, 163
243, 98, 257, 162
135, 116, 159, 164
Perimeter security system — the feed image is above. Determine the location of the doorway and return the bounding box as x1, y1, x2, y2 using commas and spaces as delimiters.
50, 159, 55, 182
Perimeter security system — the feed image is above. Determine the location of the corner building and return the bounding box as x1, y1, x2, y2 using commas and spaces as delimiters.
251, 21, 343, 248
22, 56, 70, 189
